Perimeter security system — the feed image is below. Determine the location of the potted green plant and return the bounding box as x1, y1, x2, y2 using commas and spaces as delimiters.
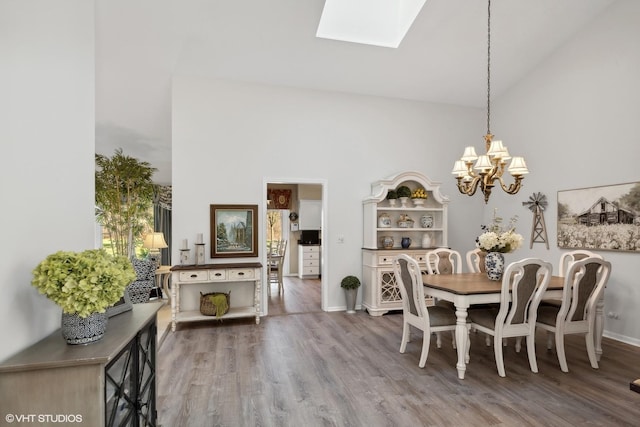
396, 185, 412, 208
341, 275, 361, 314
386, 189, 398, 207
31, 249, 136, 344
95, 149, 157, 258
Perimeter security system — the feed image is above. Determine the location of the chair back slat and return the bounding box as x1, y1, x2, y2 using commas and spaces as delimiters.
426, 248, 462, 275
561, 258, 611, 323
466, 248, 486, 273
497, 258, 552, 329
559, 250, 603, 277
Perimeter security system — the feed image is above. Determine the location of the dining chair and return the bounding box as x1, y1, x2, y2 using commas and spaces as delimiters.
466, 248, 486, 273
425, 248, 463, 346
392, 254, 467, 368
541, 250, 604, 308
559, 250, 603, 277
267, 240, 287, 296
536, 257, 611, 372
426, 248, 463, 275
468, 258, 552, 377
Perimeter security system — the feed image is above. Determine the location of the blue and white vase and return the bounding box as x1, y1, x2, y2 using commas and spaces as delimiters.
484, 252, 505, 281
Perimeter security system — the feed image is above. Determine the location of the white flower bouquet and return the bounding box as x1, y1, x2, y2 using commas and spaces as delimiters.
476, 209, 524, 253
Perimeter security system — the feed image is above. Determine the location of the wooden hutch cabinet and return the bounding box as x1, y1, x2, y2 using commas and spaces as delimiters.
362, 171, 449, 316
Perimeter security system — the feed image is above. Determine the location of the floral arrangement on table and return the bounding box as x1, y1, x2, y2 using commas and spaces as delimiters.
31, 249, 136, 318
476, 209, 524, 253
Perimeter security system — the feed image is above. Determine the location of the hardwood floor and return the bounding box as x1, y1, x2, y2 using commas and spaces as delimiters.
156, 278, 640, 427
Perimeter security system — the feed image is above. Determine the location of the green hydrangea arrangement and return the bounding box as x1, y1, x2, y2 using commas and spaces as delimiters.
31, 249, 136, 318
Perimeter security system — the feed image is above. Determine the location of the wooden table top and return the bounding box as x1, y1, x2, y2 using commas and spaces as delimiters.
422, 272, 564, 295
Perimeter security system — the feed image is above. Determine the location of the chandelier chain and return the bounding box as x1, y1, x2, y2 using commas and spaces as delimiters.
487, 0, 491, 135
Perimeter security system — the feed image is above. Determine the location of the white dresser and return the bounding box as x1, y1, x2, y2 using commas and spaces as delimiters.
298, 244, 321, 278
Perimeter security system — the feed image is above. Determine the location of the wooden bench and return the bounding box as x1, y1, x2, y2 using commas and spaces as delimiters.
631, 379, 640, 394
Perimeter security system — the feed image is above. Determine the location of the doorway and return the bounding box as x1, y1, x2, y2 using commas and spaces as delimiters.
264, 179, 327, 315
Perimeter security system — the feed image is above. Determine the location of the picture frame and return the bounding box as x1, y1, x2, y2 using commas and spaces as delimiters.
107, 291, 133, 317
210, 204, 258, 257
557, 182, 640, 252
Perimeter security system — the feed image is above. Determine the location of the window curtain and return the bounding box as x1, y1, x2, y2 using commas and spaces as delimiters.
154, 185, 172, 266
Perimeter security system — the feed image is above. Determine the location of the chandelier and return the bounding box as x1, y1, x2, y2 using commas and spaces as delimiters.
451, 0, 528, 204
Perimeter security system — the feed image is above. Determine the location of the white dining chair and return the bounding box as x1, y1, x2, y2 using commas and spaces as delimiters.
559, 250, 603, 277
267, 240, 287, 296
392, 254, 468, 368
425, 248, 464, 347
536, 257, 611, 372
469, 258, 552, 377
466, 248, 486, 273
541, 250, 604, 308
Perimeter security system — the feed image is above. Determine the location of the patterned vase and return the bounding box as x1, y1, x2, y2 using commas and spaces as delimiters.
61, 312, 108, 345
484, 252, 505, 281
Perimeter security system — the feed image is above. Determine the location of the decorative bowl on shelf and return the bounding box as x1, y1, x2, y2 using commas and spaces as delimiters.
378, 213, 392, 228
420, 214, 434, 228
380, 236, 394, 249
412, 199, 425, 207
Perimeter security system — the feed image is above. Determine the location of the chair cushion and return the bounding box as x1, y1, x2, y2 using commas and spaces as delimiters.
435, 300, 455, 311
537, 305, 560, 326
428, 305, 457, 327
468, 307, 500, 330
540, 299, 562, 308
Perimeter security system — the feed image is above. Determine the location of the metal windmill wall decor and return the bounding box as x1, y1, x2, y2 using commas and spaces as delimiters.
522, 192, 549, 249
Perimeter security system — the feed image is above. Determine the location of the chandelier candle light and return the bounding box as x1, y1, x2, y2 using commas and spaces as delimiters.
451, 0, 529, 203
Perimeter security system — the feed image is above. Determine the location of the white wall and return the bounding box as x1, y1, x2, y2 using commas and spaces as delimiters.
172, 77, 481, 311
490, 0, 640, 345
0, 1, 95, 361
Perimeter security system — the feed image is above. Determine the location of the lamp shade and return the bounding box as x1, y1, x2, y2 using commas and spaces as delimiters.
473, 155, 493, 171
451, 160, 468, 176
143, 232, 168, 250
508, 156, 529, 175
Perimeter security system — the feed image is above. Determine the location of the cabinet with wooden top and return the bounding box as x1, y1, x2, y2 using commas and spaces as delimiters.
0, 302, 163, 427
170, 263, 262, 331
362, 171, 449, 316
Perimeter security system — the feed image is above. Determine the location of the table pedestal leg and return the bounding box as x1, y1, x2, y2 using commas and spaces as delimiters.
455, 306, 469, 380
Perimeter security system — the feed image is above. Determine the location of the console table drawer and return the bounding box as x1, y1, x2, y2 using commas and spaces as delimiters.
228, 268, 255, 280
179, 270, 209, 282
208, 270, 227, 281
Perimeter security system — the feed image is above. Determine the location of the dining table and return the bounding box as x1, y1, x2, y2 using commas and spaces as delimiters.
422, 272, 605, 379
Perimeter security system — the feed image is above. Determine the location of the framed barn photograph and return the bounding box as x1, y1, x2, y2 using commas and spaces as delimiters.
210, 204, 258, 258
557, 182, 640, 252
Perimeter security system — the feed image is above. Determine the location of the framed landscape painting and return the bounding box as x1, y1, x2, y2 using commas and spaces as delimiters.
210, 204, 258, 258
557, 182, 640, 252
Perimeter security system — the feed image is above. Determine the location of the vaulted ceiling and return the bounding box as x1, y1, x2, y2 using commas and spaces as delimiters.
95, 0, 616, 184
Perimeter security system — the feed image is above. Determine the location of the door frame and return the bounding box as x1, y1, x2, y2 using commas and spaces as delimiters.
262, 177, 328, 315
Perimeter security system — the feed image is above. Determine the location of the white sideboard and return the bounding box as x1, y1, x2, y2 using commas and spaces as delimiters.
298, 244, 321, 278
170, 263, 262, 331
362, 171, 449, 316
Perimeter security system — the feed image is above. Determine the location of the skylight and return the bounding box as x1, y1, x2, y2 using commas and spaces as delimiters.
316, 0, 427, 48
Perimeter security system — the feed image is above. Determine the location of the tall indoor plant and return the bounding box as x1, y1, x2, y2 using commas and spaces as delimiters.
95, 149, 157, 258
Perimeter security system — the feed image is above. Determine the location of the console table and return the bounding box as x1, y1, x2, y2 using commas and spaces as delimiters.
170, 263, 262, 331
0, 302, 163, 426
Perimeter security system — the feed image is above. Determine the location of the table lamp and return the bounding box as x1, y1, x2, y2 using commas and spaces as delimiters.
143, 232, 168, 268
